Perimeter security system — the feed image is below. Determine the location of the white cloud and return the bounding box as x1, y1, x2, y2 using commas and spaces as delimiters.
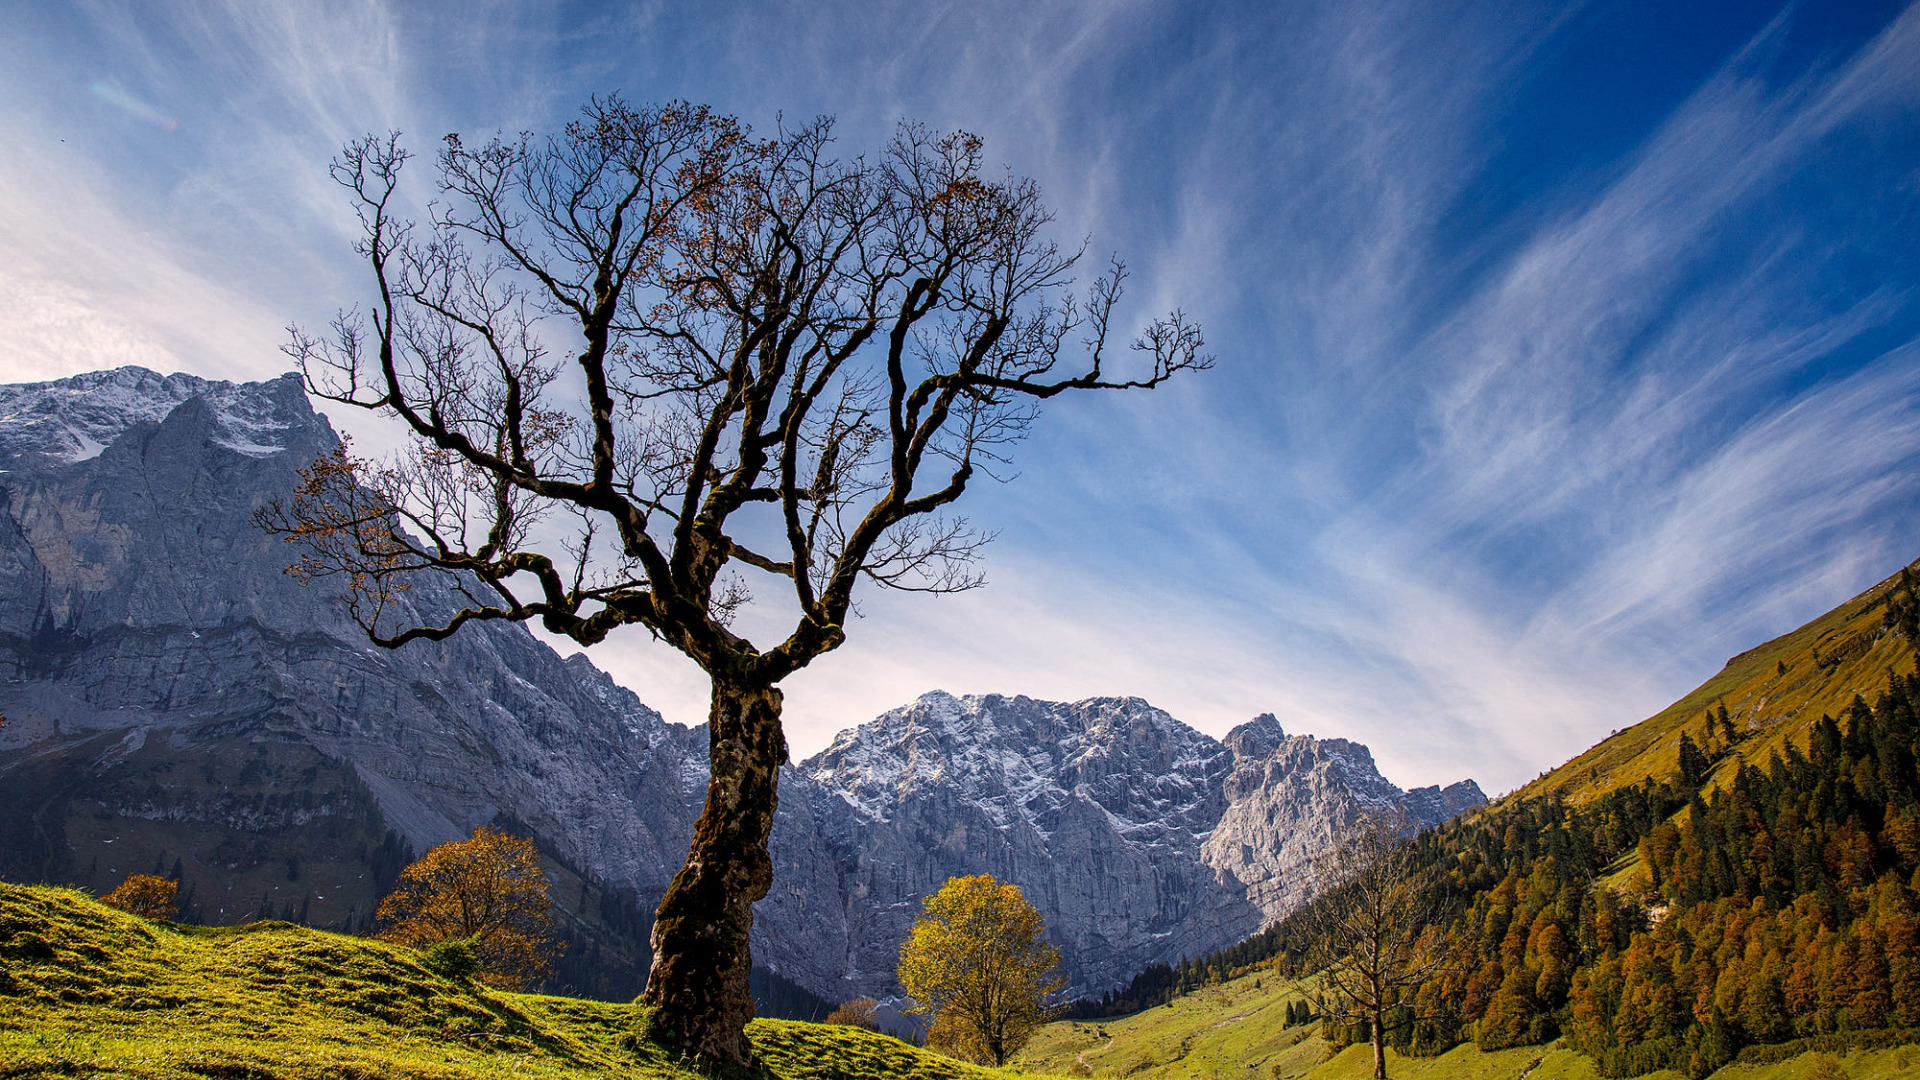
3, 0, 1918, 800
0, 152, 284, 384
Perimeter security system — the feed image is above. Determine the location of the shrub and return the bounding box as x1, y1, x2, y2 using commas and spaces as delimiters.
1805, 1051, 1848, 1080
100, 875, 178, 921
825, 997, 880, 1030
422, 937, 481, 981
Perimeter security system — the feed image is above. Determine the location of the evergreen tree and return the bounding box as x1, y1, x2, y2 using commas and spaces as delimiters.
1677, 732, 1710, 788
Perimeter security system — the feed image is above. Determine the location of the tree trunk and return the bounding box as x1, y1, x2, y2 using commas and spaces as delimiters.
642, 677, 786, 1065
1371, 1006, 1387, 1079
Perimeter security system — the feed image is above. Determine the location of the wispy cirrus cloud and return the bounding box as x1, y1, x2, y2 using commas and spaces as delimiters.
0, 1, 1916, 795
1191, 4, 1920, 786
0, 1, 417, 382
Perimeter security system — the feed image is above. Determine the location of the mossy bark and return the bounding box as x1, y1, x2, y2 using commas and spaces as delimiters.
641, 676, 785, 1065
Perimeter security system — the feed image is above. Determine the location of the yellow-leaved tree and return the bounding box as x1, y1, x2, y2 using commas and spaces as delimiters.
897, 874, 1064, 1065
100, 873, 178, 921
374, 824, 560, 989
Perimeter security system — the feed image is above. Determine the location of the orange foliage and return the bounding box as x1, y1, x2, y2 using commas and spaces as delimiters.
825, 997, 881, 1030
374, 825, 559, 990
100, 874, 178, 921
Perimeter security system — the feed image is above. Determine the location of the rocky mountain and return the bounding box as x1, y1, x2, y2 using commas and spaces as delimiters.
0, 367, 711, 999
1200, 713, 1483, 917
783, 692, 1264, 999
773, 696, 1483, 998
0, 367, 1485, 1006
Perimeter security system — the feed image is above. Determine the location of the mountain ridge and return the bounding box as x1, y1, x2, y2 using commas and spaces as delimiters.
1518, 555, 1920, 809
0, 366, 1486, 1005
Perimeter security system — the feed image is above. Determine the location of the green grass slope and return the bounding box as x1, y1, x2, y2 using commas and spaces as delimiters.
1013, 559, 1920, 1080
1017, 968, 1609, 1080
1017, 967, 1920, 1080
0, 881, 1031, 1080
1522, 558, 1920, 807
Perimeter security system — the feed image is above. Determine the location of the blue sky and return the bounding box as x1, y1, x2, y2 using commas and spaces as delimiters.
1, 0, 1917, 793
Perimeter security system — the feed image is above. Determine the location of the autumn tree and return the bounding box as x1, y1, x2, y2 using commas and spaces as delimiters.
374, 824, 559, 990
1308, 814, 1459, 1080
825, 996, 881, 1030
898, 874, 1065, 1065
100, 873, 178, 921
261, 96, 1206, 1062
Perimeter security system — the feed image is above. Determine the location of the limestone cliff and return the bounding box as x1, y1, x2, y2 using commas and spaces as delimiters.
0, 367, 1485, 1004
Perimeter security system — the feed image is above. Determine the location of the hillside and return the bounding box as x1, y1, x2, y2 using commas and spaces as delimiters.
1523, 558, 1920, 806
12, 875, 1913, 1080
1082, 557, 1920, 1078
0, 881, 1014, 1080
1016, 964, 1920, 1080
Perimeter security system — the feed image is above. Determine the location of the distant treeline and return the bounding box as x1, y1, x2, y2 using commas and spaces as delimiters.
1081, 665, 1920, 1079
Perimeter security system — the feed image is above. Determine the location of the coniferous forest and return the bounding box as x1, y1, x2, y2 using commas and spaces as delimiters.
1087, 664, 1920, 1078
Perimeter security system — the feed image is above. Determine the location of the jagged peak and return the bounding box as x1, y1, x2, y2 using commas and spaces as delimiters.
811, 690, 1195, 762
1402, 778, 1489, 826
1224, 713, 1286, 759
0, 366, 314, 465
1308, 734, 1377, 767
558, 652, 682, 742
802, 690, 1230, 836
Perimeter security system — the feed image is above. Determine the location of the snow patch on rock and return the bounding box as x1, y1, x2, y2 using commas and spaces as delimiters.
0, 366, 300, 463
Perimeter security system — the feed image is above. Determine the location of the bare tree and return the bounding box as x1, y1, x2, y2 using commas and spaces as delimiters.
1307, 814, 1458, 1080
259, 97, 1208, 1064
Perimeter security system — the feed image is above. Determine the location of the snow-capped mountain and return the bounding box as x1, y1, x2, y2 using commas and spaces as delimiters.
0, 366, 297, 464
788, 693, 1263, 998
777, 695, 1485, 998
0, 367, 1485, 1005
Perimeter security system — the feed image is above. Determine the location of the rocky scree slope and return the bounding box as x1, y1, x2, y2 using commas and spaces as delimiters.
0, 367, 1485, 1003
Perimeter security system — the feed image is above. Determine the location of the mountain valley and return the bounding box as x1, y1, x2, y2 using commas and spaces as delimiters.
0, 367, 1485, 1009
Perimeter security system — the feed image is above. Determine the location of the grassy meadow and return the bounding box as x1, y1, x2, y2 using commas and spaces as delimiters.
1015, 964, 1920, 1080
0, 881, 1020, 1080
6, 879, 1919, 1080
1016, 967, 1605, 1080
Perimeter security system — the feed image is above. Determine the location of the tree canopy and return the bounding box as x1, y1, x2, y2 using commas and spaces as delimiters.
824, 997, 881, 1031
897, 873, 1064, 1066
1136, 661, 1920, 1080
264, 95, 1206, 1063
374, 824, 559, 990
100, 874, 178, 922
266, 99, 1206, 670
